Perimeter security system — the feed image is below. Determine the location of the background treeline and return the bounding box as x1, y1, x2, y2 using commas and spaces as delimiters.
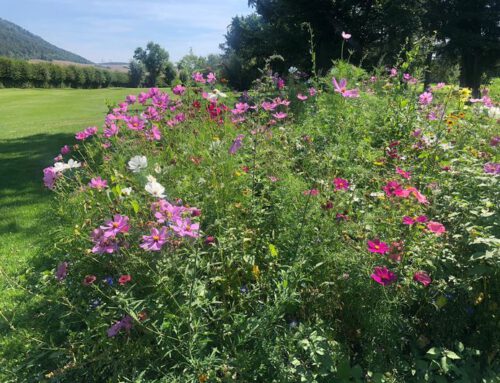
0, 57, 129, 88
219, 0, 500, 93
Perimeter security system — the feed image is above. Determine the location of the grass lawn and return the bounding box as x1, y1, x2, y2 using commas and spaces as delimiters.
0, 88, 148, 313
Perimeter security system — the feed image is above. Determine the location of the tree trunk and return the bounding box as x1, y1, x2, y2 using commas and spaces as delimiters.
460, 51, 482, 98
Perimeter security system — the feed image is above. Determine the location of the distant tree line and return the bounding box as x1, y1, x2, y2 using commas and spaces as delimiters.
0, 57, 129, 88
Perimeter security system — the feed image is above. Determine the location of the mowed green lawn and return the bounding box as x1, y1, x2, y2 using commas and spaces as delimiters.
0, 88, 148, 311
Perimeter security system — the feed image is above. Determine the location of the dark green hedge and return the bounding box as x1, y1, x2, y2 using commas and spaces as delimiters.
0, 57, 129, 88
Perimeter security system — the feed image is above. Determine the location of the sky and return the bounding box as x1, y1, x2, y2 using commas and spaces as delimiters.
0, 0, 253, 63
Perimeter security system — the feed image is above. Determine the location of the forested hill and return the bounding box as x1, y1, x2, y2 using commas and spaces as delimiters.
0, 18, 92, 64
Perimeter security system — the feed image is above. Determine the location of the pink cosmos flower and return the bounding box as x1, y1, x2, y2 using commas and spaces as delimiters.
126, 95, 137, 104
413, 271, 432, 286
192, 72, 206, 83
75, 126, 98, 141
171, 218, 200, 238
426, 221, 446, 236
406, 187, 428, 204
416, 215, 428, 223
490, 136, 500, 147
297, 93, 308, 101
88, 177, 108, 190
309, 87, 317, 96
273, 112, 288, 120
55, 261, 68, 281
333, 178, 350, 190
389, 68, 398, 77
419, 92, 433, 106
332, 77, 359, 98
43, 166, 59, 189
231, 102, 250, 115
172, 84, 186, 95
141, 227, 168, 251
126, 116, 145, 131
484, 163, 500, 175
303, 189, 319, 196
341, 31, 351, 40
367, 239, 390, 254
91, 228, 119, 254
261, 101, 277, 111
396, 167, 411, 179
153, 200, 183, 223
402, 216, 415, 225
104, 123, 119, 138
274, 97, 291, 106
277, 78, 285, 89
370, 266, 397, 286
146, 125, 162, 141
100, 214, 130, 238
83, 275, 97, 285
61, 145, 71, 155
383, 180, 403, 197
118, 274, 132, 285
207, 72, 216, 84
229, 134, 245, 155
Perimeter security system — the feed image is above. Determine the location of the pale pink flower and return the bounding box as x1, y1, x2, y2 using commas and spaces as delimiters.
427, 221, 446, 236
419, 92, 433, 106
88, 177, 108, 190
341, 31, 351, 40
141, 227, 168, 251
332, 77, 359, 98
413, 271, 432, 286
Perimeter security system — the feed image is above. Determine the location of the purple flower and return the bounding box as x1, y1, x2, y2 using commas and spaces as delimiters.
171, 218, 200, 238
43, 166, 59, 189
61, 145, 71, 155
91, 228, 119, 254
100, 214, 130, 238
107, 315, 133, 337
55, 261, 68, 281
126, 116, 145, 131
229, 134, 245, 155
140, 227, 168, 251
419, 92, 433, 106
172, 84, 186, 95
484, 163, 500, 175
272, 112, 288, 120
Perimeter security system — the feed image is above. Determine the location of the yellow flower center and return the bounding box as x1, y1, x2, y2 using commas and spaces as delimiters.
153, 235, 160, 241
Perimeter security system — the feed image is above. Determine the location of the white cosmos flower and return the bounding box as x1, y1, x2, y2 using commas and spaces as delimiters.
145, 176, 165, 198
128, 156, 148, 173
53, 159, 81, 173
121, 187, 133, 196
214, 89, 227, 98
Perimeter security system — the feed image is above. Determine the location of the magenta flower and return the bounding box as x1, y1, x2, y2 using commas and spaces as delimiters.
100, 214, 130, 238
419, 92, 433, 106
141, 227, 168, 251
145, 125, 161, 141
261, 101, 277, 111
104, 123, 119, 138
207, 72, 217, 84
383, 180, 403, 197
332, 78, 359, 98
490, 136, 500, 147
371, 266, 397, 286
172, 84, 186, 95
427, 221, 446, 236
341, 31, 351, 40
55, 261, 68, 281
171, 218, 200, 238
309, 87, 317, 96
75, 126, 98, 141
389, 68, 398, 77
402, 216, 415, 225
416, 215, 428, 223
273, 112, 288, 120
229, 134, 245, 155
367, 239, 390, 254
126, 116, 145, 131
43, 166, 59, 189
396, 167, 411, 180
91, 228, 119, 254
153, 200, 183, 223
413, 271, 432, 286
88, 177, 108, 190
231, 102, 250, 115
333, 178, 350, 190
297, 93, 308, 101
118, 274, 132, 285
61, 145, 71, 155
125, 94, 137, 104
192, 72, 205, 83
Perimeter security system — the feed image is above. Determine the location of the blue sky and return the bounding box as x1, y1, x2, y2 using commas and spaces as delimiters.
0, 0, 253, 63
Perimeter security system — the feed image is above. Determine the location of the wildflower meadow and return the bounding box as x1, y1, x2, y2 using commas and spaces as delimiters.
1, 50, 499, 383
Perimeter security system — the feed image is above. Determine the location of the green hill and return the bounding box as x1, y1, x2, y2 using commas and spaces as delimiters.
0, 18, 92, 64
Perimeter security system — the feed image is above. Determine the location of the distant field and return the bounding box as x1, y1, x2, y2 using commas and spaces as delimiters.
0, 87, 148, 310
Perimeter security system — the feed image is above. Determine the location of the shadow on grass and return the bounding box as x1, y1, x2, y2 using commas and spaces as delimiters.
0, 132, 74, 236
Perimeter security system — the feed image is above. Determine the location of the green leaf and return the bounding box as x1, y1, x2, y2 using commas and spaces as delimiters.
269, 243, 278, 258
130, 199, 140, 214
445, 350, 461, 360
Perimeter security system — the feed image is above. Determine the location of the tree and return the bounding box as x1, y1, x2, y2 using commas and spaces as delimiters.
128, 60, 146, 87
133, 42, 171, 87
177, 48, 207, 74
163, 61, 177, 86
